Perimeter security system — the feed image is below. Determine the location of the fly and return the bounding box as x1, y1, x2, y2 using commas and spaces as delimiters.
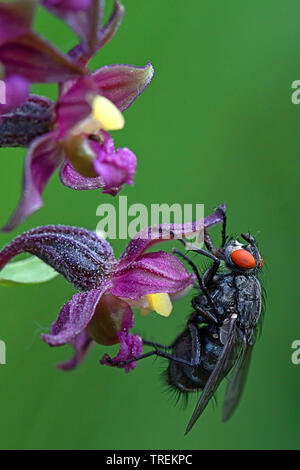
109, 209, 264, 434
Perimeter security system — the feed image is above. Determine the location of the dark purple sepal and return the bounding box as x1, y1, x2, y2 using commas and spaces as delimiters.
0, 0, 36, 43
0, 31, 87, 83
0, 225, 115, 290
41, 287, 109, 346
67, 1, 124, 66
99, 1, 124, 50
2, 130, 63, 232
57, 328, 93, 370
43, 0, 103, 59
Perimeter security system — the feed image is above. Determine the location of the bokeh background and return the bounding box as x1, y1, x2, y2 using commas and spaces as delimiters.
0, 0, 299, 450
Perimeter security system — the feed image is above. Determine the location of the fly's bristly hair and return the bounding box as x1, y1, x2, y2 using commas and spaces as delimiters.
161, 369, 191, 410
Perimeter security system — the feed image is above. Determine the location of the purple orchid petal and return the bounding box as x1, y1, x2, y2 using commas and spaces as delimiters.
60, 161, 104, 190
91, 131, 136, 195
41, 286, 109, 346
44, 0, 92, 10
0, 31, 86, 83
43, 0, 103, 59
118, 204, 226, 268
0, 0, 36, 43
99, 1, 124, 49
2, 131, 63, 232
0, 225, 115, 289
100, 331, 143, 373
67, 1, 124, 65
91, 62, 154, 111
0, 75, 29, 114
56, 76, 97, 137
111, 251, 192, 300
57, 328, 93, 370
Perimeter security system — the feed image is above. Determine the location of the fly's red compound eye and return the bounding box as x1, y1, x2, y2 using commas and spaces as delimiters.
260, 255, 264, 268
230, 249, 256, 269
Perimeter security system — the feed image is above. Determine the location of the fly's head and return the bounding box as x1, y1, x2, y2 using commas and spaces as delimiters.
221, 233, 264, 275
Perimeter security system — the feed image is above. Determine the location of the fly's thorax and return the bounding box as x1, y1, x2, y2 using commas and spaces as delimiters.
234, 274, 262, 331
195, 273, 238, 320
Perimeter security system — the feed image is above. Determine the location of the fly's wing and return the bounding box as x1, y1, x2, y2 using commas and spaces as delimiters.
222, 281, 261, 423
185, 316, 238, 435
222, 340, 253, 422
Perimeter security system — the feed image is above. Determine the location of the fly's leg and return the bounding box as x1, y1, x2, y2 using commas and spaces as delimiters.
202, 258, 220, 286
172, 248, 220, 324
181, 244, 220, 285
175, 236, 219, 263
204, 206, 227, 251
107, 325, 201, 368
105, 349, 194, 368
171, 230, 216, 259
191, 297, 219, 325
241, 232, 255, 245
171, 230, 221, 280
204, 230, 217, 253
221, 208, 227, 247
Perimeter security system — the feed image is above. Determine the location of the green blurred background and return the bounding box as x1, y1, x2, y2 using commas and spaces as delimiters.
0, 0, 299, 450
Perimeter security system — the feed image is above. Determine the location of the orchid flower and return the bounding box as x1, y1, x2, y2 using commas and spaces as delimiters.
0, 0, 153, 231
0, 205, 225, 372
0, 0, 87, 114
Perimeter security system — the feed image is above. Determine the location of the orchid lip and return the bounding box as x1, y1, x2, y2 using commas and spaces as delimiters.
69, 95, 125, 136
